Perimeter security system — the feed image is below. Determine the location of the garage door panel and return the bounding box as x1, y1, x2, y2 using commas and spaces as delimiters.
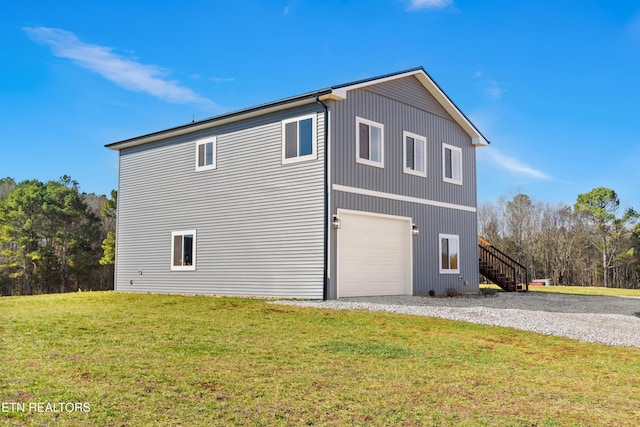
337, 211, 412, 298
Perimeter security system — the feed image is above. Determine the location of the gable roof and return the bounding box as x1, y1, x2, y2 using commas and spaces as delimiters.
106, 66, 489, 151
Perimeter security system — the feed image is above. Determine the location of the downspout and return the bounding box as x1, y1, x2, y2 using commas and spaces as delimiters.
315, 94, 330, 300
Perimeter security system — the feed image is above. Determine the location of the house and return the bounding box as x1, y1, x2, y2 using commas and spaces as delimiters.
106, 67, 488, 299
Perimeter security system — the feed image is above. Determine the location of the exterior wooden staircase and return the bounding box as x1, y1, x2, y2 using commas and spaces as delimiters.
478, 237, 528, 292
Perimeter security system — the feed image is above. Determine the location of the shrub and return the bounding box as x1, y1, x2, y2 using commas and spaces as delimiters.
445, 288, 460, 298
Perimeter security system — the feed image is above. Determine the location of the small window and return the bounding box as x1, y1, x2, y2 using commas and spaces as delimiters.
439, 234, 460, 274
171, 230, 196, 271
443, 143, 462, 185
195, 137, 216, 171
403, 131, 427, 177
356, 116, 384, 168
282, 114, 317, 164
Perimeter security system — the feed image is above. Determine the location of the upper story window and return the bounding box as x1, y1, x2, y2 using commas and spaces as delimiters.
171, 230, 196, 271
439, 234, 460, 274
356, 116, 384, 168
403, 131, 427, 177
195, 137, 217, 172
442, 143, 462, 185
282, 114, 317, 164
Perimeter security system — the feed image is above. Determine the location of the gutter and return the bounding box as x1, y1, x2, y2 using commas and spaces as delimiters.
106, 89, 333, 151
315, 94, 330, 301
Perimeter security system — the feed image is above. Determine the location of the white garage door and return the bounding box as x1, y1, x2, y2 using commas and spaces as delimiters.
337, 210, 412, 298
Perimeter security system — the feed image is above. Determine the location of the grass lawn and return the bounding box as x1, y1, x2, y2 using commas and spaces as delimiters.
481, 283, 640, 298
528, 285, 640, 297
1, 292, 639, 426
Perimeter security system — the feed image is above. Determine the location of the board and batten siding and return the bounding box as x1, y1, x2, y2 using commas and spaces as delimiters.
115, 106, 325, 298
329, 192, 479, 299
364, 75, 453, 121
327, 76, 479, 298
331, 86, 477, 208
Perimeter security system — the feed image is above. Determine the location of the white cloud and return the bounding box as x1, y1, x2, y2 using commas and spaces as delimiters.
483, 147, 550, 180
485, 80, 506, 100
24, 27, 214, 108
209, 77, 236, 83
407, 0, 452, 10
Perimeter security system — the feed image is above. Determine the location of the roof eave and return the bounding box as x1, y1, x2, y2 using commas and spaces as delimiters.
331, 67, 490, 146
106, 90, 332, 151
106, 67, 490, 150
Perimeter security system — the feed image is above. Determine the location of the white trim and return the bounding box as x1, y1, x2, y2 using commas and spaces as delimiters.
332, 184, 476, 213
108, 97, 320, 151
332, 69, 421, 99
442, 143, 462, 185
439, 233, 460, 274
332, 69, 489, 147
402, 130, 427, 177
337, 208, 412, 223
281, 114, 318, 165
170, 230, 197, 271
195, 136, 217, 172
108, 69, 489, 152
336, 209, 413, 299
355, 116, 384, 168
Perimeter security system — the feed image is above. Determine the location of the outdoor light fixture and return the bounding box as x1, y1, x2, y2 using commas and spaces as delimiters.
411, 223, 420, 237
332, 215, 341, 229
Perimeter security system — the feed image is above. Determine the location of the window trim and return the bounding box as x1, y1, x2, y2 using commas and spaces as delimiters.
195, 136, 217, 172
442, 143, 462, 185
281, 114, 317, 165
439, 233, 460, 274
403, 131, 427, 177
355, 116, 385, 168
171, 230, 197, 271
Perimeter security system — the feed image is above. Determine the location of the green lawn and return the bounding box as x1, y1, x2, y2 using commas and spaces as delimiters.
1, 291, 639, 426
528, 285, 640, 297
481, 283, 640, 298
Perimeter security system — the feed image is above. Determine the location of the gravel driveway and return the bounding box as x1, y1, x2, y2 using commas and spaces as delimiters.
276, 292, 640, 348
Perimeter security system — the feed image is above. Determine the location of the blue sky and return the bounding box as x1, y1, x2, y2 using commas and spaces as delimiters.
2, 0, 639, 208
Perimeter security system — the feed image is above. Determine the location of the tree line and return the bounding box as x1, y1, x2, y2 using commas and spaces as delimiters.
0, 176, 116, 296
479, 187, 639, 288
2, 176, 638, 294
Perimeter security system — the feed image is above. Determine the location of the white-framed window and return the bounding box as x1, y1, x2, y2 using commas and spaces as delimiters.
403, 131, 427, 177
439, 234, 460, 274
442, 143, 462, 185
171, 230, 196, 271
195, 136, 216, 172
356, 116, 384, 168
282, 114, 317, 164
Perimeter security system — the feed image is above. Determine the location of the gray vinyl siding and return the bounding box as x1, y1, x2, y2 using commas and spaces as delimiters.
365, 75, 452, 120
115, 105, 325, 298
331, 87, 477, 208
327, 76, 479, 298
329, 192, 479, 299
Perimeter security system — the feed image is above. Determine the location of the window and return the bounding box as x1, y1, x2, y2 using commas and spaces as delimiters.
442, 143, 462, 185
356, 116, 384, 167
403, 131, 427, 177
282, 114, 317, 164
171, 230, 196, 271
439, 234, 460, 274
195, 137, 216, 171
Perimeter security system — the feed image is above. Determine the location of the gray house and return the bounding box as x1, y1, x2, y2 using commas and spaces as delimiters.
106, 67, 488, 299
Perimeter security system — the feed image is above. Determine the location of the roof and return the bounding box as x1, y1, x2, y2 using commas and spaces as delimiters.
106, 66, 489, 151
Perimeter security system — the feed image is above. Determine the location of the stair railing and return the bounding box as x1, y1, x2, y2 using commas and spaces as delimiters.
478, 238, 528, 292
